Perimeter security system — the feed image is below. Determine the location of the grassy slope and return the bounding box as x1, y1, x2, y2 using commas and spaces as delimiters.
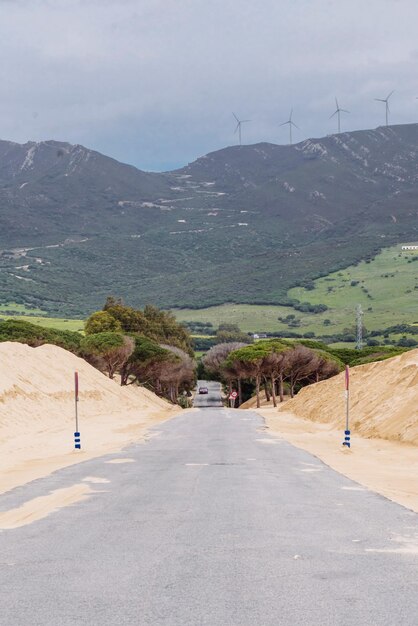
0, 303, 45, 314
288, 246, 418, 332
174, 245, 418, 337
1, 245, 417, 340
0, 304, 84, 332
174, 303, 297, 333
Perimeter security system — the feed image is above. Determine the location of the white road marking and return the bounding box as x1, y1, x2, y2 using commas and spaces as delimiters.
82, 477, 110, 484
185, 463, 209, 467
256, 438, 278, 444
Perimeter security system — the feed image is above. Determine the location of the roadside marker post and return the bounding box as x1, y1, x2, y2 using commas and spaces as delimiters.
342, 365, 351, 448
74, 371, 81, 450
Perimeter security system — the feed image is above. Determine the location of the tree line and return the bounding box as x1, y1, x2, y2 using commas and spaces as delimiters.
81, 298, 196, 403
0, 297, 196, 406
202, 340, 343, 408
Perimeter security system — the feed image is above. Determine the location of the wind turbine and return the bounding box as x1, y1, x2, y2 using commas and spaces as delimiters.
374, 90, 394, 127
232, 112, 251, 146
330, 97, 349, 133
279, 108, 300, 145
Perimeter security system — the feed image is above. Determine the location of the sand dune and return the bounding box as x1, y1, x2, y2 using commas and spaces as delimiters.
255, 349, 418, 512
0, 342, 178, 494
281, 348, 418, 445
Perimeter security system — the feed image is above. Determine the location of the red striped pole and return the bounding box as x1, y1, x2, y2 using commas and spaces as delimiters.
74, 372, 81, 449
343, 365, 350, 447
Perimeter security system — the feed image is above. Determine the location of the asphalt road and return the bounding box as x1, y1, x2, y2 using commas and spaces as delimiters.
193, 380, 224, 408
0, 398, 417, 625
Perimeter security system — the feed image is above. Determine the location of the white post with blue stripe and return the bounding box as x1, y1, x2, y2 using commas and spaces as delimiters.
74, 371, 81, 450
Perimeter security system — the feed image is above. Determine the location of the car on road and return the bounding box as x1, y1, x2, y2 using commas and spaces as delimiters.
198, 386, 209, 394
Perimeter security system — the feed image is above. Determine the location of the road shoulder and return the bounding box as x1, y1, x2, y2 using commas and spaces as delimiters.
0, 408, 179, 496
256, 407, 418, 513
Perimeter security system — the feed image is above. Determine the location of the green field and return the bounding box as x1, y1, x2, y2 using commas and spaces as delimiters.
1, 244, 417, 343
288, 245, 418, 332
174, 303, 297, 333
0, 303, 46, 315
174, 245, 418, 338
0, 313, 84, 333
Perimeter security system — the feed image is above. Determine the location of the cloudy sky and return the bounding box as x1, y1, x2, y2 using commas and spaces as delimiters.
1, 0, 417, 170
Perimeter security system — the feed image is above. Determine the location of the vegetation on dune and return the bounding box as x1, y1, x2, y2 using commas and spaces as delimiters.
99, 297, 193, 354
120, 336, 175, 386
80, 332, 134, 379
0, 319, 83, 353
117, 336, 195, 404
326, 346, 409, 367
0, 298, 196, 406
84, 311, 123, 335
82, 298, 196, 402
202, 334, 410, 408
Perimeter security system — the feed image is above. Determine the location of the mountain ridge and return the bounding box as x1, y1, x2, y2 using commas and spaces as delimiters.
0, 124, 417, 315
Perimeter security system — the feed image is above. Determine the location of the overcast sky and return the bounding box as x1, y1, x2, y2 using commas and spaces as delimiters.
0, 0, 417, 170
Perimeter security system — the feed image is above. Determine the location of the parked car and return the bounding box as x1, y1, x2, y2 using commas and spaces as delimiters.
198, 386, 209, 394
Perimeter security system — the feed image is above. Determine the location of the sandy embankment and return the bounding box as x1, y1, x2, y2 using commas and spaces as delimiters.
254, 349, 418, 512
0, 342, 179, 495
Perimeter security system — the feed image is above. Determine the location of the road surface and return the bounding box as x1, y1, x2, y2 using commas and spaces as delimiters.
193, 380, 224, 408
0, 393, 417, 624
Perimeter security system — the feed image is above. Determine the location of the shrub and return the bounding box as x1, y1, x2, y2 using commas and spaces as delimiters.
0, 319, 82, 353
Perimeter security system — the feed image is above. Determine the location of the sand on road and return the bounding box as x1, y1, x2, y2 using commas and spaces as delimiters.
254, 348, 418, 513
0, 342, 179, 495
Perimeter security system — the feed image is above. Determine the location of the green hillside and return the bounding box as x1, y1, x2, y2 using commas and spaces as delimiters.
174, 244, 418, 343
2, 244, 417, 345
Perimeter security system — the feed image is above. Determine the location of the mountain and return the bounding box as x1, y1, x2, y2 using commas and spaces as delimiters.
0, 125, 418, 316
0, 139, 170, 242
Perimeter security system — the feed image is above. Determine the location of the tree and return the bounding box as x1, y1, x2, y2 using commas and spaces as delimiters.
159, 345, 196, 403
85, 311, 122, 335
101, 298, 193, 353
80, 332, 134, 379
305, 349, 343, 383
282, 345, 314, 398
120, 335, 174, 387
144, 305, 193, 353
215, 323, 253, 345
225, 343, 271, 408
202, 342, 247, 375
202, 342, 247, 401
102, 302, 149, 335
118, 337, 196, 404
260, 341, 290, 406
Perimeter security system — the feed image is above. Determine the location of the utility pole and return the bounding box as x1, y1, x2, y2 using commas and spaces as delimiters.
356, 305, 363, 350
